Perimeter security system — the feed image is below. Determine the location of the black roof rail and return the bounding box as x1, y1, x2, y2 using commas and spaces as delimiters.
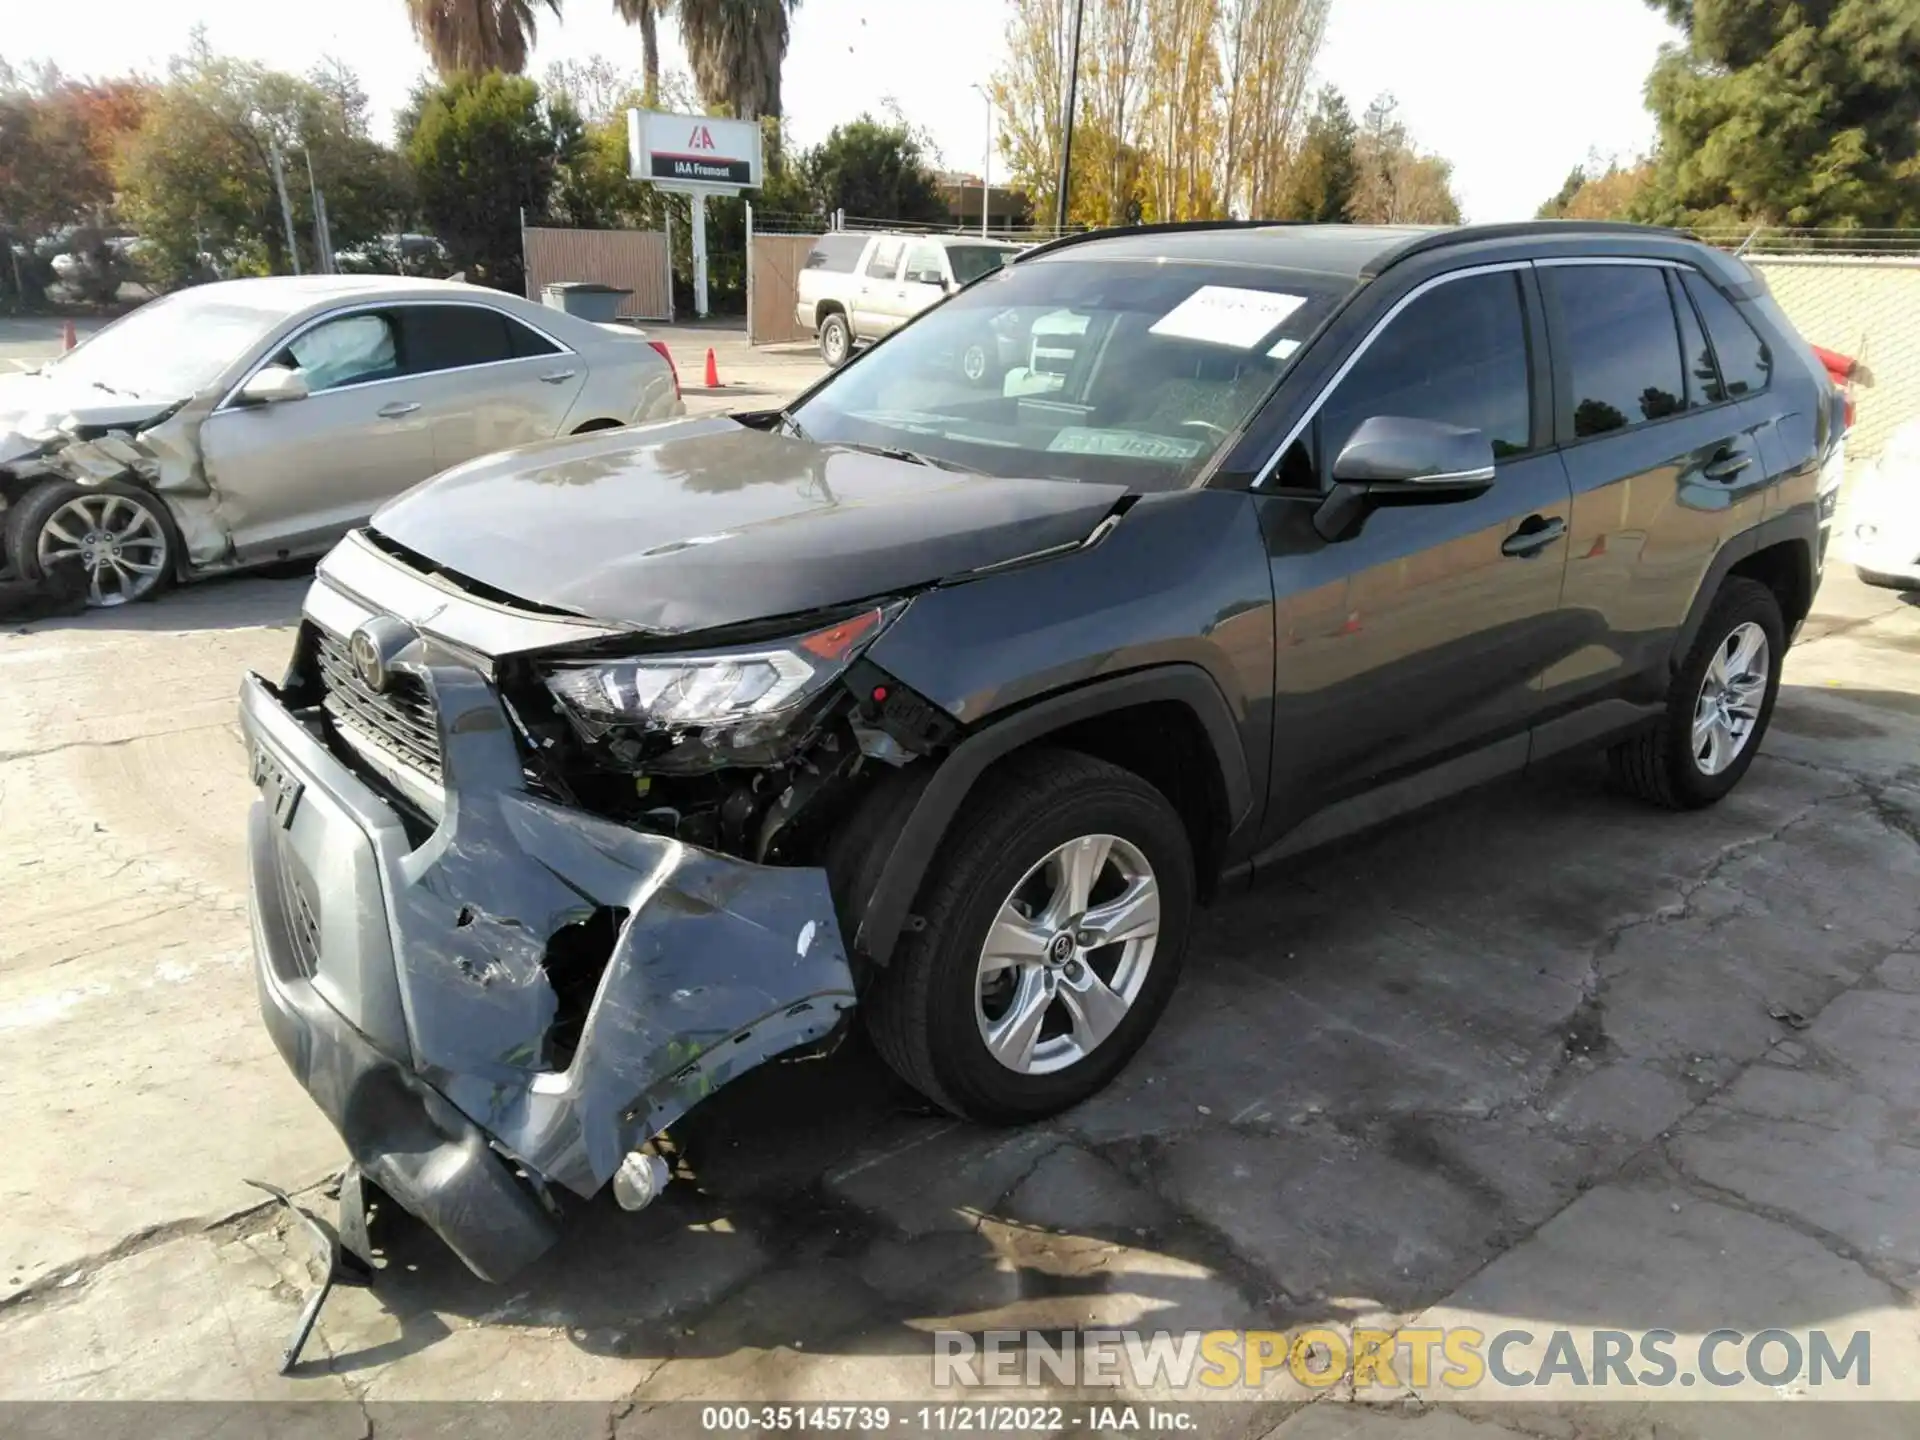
1011, 219, 1302, 263
1362, 219, 1698, 278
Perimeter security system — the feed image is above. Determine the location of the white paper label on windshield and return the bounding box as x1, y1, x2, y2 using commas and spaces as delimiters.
1150, 286, 1306, 349
1267, 337, 1302, 360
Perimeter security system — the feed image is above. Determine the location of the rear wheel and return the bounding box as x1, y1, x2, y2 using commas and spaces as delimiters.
864, 749, 1194, 1123
7, 480, 178, 607
1609, 577, 1783, 809
819, 311, 852, 368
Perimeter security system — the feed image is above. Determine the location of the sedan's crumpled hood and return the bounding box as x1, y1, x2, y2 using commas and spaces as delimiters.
0, 370, 187, 458
371, 416, 1128, 634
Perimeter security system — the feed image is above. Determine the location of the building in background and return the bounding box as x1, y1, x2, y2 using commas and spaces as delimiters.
937, 173, 1029, 236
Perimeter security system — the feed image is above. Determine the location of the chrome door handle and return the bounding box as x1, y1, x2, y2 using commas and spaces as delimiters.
1501, 514, 1566, 558
1702, 451, 1752, 481
538, 369, 578, 385
377, 401, 420, 418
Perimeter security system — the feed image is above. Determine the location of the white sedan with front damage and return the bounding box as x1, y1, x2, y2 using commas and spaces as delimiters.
0, 275, 683, 606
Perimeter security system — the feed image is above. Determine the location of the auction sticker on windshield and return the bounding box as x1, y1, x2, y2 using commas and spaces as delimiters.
1150, 285, 1307, 349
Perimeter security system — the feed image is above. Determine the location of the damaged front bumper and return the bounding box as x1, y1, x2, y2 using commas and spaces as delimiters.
239, 670, 857, 1281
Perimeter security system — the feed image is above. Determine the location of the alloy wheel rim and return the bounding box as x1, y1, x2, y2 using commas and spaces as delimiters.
37, 493, 167, 607
974, 833, 1160, 1076
1692, 621, 1769, 776
826, 324, 846, 362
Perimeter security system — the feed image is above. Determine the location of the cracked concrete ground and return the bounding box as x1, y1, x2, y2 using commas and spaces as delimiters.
3, 500, 1919, 1434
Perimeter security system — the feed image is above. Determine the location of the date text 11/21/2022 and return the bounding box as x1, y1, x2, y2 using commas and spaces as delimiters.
698, 1405, 1199, 1432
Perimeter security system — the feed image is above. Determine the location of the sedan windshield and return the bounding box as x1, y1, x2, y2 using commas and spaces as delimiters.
789, 255, 1352, 489
49, 288, 294, 398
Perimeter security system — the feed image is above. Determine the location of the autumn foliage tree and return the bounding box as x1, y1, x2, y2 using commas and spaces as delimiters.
991, 0, 1461, 229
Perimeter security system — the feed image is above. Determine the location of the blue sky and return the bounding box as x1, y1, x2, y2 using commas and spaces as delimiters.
9, 0, 1683, 222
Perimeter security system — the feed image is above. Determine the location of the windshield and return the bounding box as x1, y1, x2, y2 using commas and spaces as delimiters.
947, 245, 1017, 283
48, 289, 293, 397
789, 256, 1352, 489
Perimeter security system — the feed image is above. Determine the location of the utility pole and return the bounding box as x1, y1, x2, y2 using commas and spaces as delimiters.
972, 84, 993, 238
1053, 0, 1086, 234
269, 141, 302, 276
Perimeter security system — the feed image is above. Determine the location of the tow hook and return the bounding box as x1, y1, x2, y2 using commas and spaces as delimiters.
612, 1150, 671, 1211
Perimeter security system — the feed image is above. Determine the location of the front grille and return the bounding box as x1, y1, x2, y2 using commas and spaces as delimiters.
274, 835, 320, 980
313, 626, 444, 783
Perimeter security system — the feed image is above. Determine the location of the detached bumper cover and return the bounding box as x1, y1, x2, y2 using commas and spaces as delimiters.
240, 669, 856, 1281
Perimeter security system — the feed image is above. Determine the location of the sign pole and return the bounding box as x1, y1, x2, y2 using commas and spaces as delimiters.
691, 192, 709, 319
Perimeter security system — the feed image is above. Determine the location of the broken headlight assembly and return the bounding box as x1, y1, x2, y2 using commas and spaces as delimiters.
541, 605, 897, 773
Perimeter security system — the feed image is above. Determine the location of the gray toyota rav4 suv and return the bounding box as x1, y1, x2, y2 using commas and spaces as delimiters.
242, 221, 1842, 1284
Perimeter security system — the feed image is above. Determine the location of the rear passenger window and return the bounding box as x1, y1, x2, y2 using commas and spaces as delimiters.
1680, 270, 1773, 399
507, 318, 561, 358
1318, 270, 1533, 466
402, 305, 515, 373
1546, 266, 1685, 437
865, 239, 904, 280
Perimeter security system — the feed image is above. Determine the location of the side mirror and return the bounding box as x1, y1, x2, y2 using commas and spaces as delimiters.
1314, 415, 1496, 540
237, 365, 309, 406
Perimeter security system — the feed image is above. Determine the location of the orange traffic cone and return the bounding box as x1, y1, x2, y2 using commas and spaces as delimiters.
61, 320, 77, 352
703, 347, 720, 388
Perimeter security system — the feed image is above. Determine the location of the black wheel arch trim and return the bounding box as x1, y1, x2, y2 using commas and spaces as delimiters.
1671, 505, 1818, 670
852, 664, 1254, 965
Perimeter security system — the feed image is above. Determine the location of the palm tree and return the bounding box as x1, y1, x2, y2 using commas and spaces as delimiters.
613, 0, 663, 105
405, 0, 562, 76
674, 0, 798, 119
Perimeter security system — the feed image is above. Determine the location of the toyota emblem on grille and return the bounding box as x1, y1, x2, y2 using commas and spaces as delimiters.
347, 616, 416, 694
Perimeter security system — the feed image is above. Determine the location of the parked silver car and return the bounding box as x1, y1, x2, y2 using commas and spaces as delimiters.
0, 275, 682, 606
795, 232, 1023, 366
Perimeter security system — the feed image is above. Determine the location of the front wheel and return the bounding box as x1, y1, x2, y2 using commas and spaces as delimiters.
864, 749, 1194, 1123
1609, 576, 1784, 809
7, 480, 178, 607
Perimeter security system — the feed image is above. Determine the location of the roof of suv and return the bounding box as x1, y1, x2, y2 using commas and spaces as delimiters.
1016, 220, 1726, 283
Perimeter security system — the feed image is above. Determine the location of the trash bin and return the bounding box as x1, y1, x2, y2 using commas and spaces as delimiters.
541, 282, 633, 324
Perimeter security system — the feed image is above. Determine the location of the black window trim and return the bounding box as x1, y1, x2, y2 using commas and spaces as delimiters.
1251, 259, 1540, 492
217, 297, 575, 411
1535, 255, 1761, 452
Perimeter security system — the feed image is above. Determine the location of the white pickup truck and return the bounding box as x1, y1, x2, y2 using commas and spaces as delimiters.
794, 231, 1023, 366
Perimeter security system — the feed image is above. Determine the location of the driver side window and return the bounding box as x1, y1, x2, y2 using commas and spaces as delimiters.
1316, 271, 1532, 477
277, 312, 398, 393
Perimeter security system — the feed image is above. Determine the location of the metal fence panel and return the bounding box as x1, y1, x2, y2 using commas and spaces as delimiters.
521, 227, 672, 321
1749, 255, 1920, 459
749, 233, 822, 346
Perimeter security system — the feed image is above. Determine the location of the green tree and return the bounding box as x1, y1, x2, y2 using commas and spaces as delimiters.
406, 0, 561, 76
116, 42, 407, 286
1274, 85, 1357, 220
1537, 165, 1588, 219
403, 71, 573, 290
1636, 0, 1920, 229
800, 115, 949, 224
1347, 92, 1461, 225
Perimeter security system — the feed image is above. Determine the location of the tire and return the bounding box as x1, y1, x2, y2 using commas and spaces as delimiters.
1608, 576, 1784, 809
819, 311, 853, 368
864, 748, 1195, 1124
5, 480, 179, 607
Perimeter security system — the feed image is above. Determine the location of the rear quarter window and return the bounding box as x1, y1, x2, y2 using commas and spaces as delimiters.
804, 235, 868, 273
1681, 269, 1774, 399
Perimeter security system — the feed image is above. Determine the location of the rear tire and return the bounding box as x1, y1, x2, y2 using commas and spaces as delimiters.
819, 311, 852, 368
1608, 577, 1783, 809
864, 749, 1194, 1124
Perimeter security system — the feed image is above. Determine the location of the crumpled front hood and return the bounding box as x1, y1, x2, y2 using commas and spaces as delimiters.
371, 416, 1128, 634
0, 370, 187, 454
